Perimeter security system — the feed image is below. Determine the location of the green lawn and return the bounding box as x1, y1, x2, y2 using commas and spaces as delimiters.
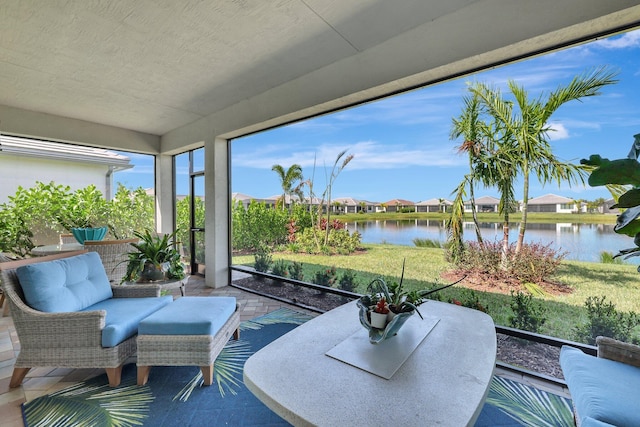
233, 243, 640, 342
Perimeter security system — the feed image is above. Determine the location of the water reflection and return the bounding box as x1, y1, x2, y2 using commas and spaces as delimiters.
346, 219, 633, 263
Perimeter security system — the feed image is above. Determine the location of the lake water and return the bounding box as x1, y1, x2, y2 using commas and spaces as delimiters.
345, 219, 636, 263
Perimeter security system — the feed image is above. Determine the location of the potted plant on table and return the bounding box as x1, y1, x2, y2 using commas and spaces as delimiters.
357, 259, 464, 343
121, 229, 185, 283
57, 185, 110, 244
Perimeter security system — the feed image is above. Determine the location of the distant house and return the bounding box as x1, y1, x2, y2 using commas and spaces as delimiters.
382, 198, 415, 213
332, 197, 360, 214
416, 198, 452, 213
331, 198, 384, 214
526, 194, 582, 213
464, 196, 499, 213
0, 134, 132, 203
602, 198, 620, 215
232, 192, 276, 209
360, 200, 385, 213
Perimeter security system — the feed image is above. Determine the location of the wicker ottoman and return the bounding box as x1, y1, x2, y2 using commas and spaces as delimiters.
136, 296, 240, 386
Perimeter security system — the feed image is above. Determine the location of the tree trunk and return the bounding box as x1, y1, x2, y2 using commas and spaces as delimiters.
469, 183, 483, 244
500, 211, 510, 270
516, 170, 530, 254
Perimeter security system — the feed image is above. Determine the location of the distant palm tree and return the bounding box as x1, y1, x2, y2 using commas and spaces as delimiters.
471, 66, 618, 253
271, 163, 303, 212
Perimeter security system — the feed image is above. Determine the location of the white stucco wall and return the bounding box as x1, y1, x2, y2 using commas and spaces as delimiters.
0, 154, 111, 204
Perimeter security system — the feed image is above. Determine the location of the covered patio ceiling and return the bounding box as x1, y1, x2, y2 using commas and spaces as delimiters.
1, 1, 640, 154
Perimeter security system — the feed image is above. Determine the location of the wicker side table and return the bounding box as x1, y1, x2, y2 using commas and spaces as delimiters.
123, 276, 188, 297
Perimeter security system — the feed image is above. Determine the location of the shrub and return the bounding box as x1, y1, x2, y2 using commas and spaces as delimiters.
451, 240, 566, 284
599, 251, 625, 264
449, 289, 488, 313
253, 244, 272, 273
287, 261, 304, 281
294, 227, 361, 255
271, 259, 289, 277
313, 266, 337, 288
508, 290, 547, 333
573, 295, 640, 345
232, 200, 288, 251
338, 269, 358, 292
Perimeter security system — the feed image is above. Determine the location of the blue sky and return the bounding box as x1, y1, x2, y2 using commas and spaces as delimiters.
117, 29, 640, 202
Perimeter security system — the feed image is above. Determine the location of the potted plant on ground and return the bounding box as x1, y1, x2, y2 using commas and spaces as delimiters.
581, 133, 640, 263
121, 229, 185, 283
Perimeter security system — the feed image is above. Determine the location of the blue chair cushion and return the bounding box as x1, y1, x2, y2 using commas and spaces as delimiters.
17, 252, 112, 313
139, 296, 236, 336
560, 345, 640, 427
581, 417, 615, 427
82, 295, 173, 347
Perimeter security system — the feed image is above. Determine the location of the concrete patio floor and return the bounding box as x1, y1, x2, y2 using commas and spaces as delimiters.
0, 271, 568, 426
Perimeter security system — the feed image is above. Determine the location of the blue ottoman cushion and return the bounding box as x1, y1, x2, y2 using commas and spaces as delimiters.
560, 345, 640, 427
139, 296, 237, 335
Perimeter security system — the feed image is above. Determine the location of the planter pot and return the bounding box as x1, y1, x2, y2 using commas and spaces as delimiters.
71, 226, 108, 245
357, 298, 416, 344
370, 311, 388, 329
138, 261, 167, 282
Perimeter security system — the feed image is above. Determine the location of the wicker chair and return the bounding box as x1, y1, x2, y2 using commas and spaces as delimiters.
0, 252, 14, 317
59, 233, 77, 244
0, 251, 162, 388
84, 239, 137, 284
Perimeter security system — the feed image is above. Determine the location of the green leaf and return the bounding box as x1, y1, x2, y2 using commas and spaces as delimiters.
614, 188, 640, 208
587, 158, 640, 187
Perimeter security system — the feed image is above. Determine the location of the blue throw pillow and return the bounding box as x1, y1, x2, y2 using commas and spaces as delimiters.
17, 252, 113, 312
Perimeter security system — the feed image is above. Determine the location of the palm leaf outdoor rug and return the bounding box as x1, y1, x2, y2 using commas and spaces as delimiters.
23, 308, 574, 427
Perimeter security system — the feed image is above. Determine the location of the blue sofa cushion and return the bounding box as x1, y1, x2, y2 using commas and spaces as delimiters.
139, 296, 236, 335
17, 252, 112, 313
560, 345, 640, 427
83, 295, 173, 347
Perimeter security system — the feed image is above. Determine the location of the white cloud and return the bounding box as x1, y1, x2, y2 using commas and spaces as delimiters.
346, 140, 463, 170
233, 140, 465, 171
547, 123, 570, 140
593, 29, 640, 49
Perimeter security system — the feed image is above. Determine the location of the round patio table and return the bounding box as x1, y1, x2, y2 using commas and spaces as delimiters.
31, 243, 84, 256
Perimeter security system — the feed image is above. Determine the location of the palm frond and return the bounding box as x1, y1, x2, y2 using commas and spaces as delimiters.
24, 380, 153, 427
241, 307, 313, 330
486, 376, 573, 427
214, 340, 254, 396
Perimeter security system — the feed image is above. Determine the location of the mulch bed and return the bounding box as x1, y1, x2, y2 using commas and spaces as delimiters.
233, 275, 564, 379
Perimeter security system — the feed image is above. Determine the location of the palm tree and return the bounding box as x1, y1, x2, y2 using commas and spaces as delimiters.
471, 66, 618, 253
450, 88, 522, 267
271, 163, 303, 212
450, 91, 486, 244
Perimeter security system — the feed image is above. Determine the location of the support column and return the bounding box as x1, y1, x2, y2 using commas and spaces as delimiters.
156, 154, 175, 234
204, 137, 230, 288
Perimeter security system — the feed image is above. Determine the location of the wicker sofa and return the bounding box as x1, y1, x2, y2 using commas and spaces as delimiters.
560, 337, 640, 426
0, 251, 173, 387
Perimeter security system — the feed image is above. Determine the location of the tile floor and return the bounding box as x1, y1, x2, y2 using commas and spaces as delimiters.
0, 271, 568, 426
